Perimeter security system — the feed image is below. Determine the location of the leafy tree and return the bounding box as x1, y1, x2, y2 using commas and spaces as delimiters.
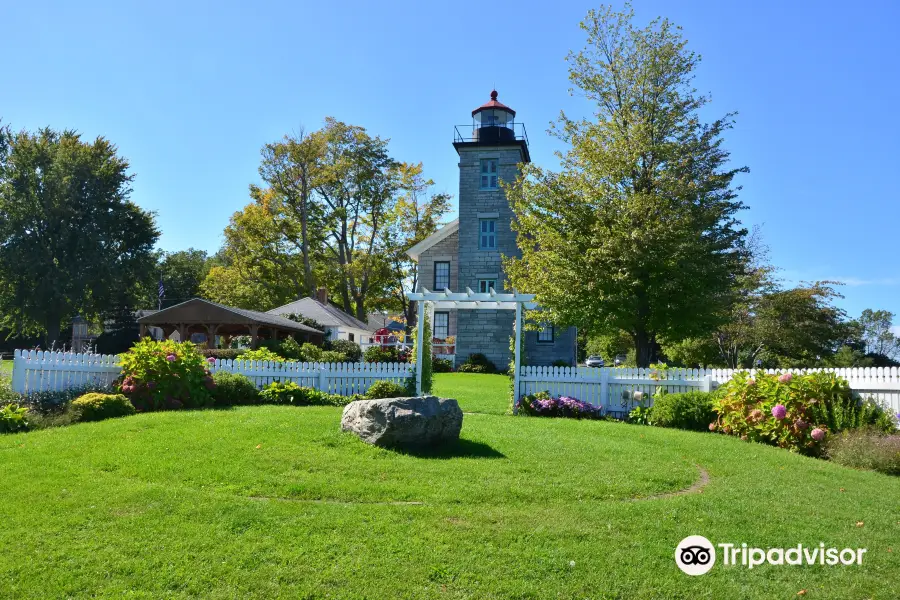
199, 190, 303, 310
380, 162, 451, 332
855, 309, 900, 361
505, 5, 748, 366
156, 248, 211, 307
0, 126, 158, 344
259, 129, 328, 298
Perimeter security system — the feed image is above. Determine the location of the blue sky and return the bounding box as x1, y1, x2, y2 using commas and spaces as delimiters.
2, 0, 898, 321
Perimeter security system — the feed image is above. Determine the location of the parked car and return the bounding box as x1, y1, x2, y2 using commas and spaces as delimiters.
585, 355, 605, 368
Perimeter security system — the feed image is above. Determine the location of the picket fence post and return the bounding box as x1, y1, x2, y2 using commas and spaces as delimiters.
11, 349, 26, 394
317, 367, 328, 392
599, 368, 609, 410
701, 375, 712, 393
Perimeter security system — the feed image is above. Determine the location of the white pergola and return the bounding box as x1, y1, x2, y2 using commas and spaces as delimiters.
408, 288, 537, 407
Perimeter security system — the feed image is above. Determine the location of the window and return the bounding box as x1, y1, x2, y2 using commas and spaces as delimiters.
480, 159, 498, 189
349, 332, 355, 342
537, 323, 554, 343
434, 261, 450, 290
478, 279, 497, 294
479, 219, 496, 250
433, 312, 449, 339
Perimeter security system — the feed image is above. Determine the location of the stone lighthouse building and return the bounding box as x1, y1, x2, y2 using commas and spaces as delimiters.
406, 91, 577, 369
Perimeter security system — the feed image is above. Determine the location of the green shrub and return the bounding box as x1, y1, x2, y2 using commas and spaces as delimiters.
826, 429, 900, 475
259, 381, 351, 406
651, 391, 716, 432
18, 384, 114, 414
211, 372, 260, 405
199, 349, 246, 361
365, 380, 408, 399
239, 347, 286, 362
118, 339, 214, 412
277, 336, 304, 361
457, 363, 493, 374
364, 346, 400, 363
433, 358, 453, 373
71, 393, 135, 422
327, 339, 362, 362
713, 371, 892, 455
458, 353, 497, 374
0, 403, 30, 433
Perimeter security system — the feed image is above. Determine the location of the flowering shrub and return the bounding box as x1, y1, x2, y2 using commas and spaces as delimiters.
118, 339, 214, 411
713, 371, 894, 455
517, 391, 602, 419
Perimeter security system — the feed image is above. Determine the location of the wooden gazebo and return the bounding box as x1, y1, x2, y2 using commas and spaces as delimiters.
137, 298, 324, 349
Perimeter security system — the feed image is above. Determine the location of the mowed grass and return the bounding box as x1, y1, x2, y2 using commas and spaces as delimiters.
0, 375, 898, 598
0, 358, 11, 378
434, 372, 510, 414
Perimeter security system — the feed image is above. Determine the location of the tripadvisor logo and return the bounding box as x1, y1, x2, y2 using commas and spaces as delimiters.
675, 536, 867, 576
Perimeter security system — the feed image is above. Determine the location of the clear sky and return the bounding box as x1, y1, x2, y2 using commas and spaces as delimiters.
2, 0, 898, 321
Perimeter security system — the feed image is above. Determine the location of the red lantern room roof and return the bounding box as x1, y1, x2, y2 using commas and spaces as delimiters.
471, 90, 516, 117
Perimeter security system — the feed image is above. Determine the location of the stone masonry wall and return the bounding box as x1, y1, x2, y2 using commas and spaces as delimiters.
415, 229, 458, 339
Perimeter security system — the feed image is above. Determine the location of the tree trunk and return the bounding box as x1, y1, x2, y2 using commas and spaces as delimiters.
45, 316, 62, 350
633, 328, 658, 368
300, 171, 316, 296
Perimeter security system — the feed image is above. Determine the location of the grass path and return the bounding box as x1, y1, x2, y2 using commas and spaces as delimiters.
0, 374, 897, 598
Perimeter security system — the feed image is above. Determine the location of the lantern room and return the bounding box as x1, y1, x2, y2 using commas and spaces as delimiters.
453, 90, 530, 162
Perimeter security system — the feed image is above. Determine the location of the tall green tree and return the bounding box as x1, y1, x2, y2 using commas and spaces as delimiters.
855, 308, 900, 361
380, 162, 451, 330
156, 248, 211, 307
505, 5, 749, 366
0, 125, 158, 345
199, 188, 304, 310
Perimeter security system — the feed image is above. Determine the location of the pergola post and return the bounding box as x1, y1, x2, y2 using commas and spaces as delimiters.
513, 300, 523, 415
415, 299, 425, 396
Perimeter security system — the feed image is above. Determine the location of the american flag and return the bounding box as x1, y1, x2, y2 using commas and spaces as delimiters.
158, 278, 165, 300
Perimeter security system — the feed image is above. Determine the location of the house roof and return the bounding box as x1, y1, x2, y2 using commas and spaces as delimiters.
267, 297, 373, 332
405, 219, 459, 262
137, 298, 324, 335
367, 314, 406, 332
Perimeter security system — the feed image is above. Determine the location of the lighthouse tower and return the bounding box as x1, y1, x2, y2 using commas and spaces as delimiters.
451, 91, 531, 368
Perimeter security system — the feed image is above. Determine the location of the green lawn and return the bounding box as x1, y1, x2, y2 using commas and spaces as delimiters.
0, 358, 12, 378
1, 374, 897, 598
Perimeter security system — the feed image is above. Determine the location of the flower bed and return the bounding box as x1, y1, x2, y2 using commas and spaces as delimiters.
517, 391, 602, 419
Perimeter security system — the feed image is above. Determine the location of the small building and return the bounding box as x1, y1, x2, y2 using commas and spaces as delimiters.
136, 298, 324, 348
267, 289, 374, 344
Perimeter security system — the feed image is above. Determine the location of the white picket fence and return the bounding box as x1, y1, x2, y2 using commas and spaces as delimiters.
521, 366, 900, 417
10, 349, 414, 397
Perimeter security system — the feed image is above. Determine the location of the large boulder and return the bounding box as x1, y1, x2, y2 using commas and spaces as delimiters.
340, 396, 463, 448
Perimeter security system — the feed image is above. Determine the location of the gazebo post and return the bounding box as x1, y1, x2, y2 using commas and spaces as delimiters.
513, 300, 523, 415
415, 299, 425, 396
249, 325, 260, 349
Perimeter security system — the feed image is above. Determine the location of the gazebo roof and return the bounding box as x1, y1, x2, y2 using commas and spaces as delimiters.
137, 298, 324, 335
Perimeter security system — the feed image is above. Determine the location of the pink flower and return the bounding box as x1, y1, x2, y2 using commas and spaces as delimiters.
746, 378, 756, 387
166, 354, 177, 362
811, 428, 826, 442
771, 404, 787, 420
708, 422, 717, 432
207, 357, 216, 364
778, 372, 793, 383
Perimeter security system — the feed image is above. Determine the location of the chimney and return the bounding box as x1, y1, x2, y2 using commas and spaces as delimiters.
315, 288, 328, 304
